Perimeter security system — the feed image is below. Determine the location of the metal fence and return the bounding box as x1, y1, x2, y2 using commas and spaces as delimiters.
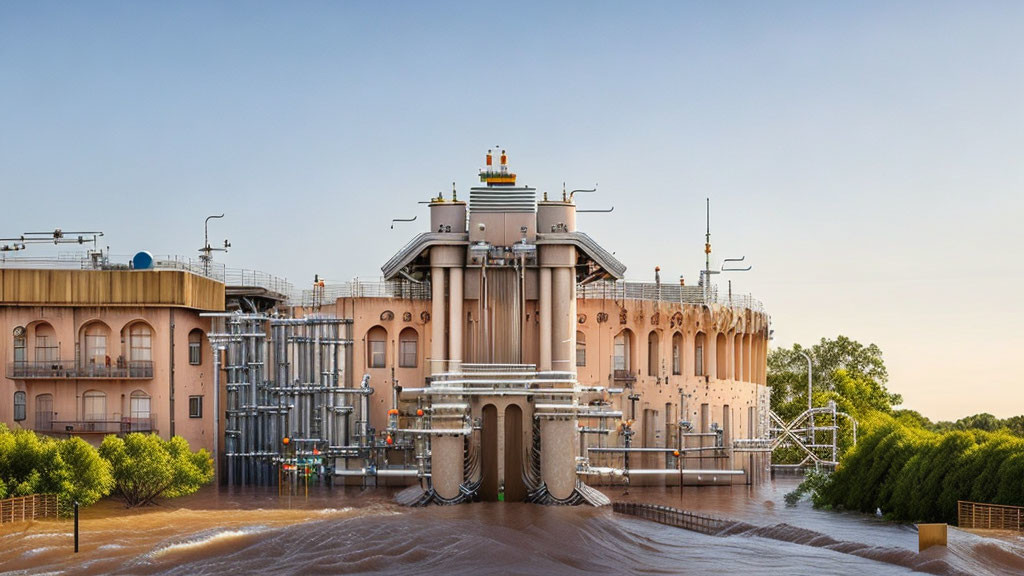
0, 494, 59, 524
958, 500, 1024, 531
7, 360, 154, 380
0, 253, 294, 298
612, 502, 732, 536
578, 280, 764, 313
294, 277, 433, 306
46, 417, 156, 434
0, 255, 764, 313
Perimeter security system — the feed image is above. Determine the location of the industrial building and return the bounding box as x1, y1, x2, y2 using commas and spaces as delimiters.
1, 152, 771, 505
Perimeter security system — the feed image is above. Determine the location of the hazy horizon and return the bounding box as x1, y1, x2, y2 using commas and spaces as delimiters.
2, 2, 1021, 421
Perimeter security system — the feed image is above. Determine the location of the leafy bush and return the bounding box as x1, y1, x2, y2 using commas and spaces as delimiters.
0, 424, 112, 515
100, 433, 213, 507
815, 415, 1024, 523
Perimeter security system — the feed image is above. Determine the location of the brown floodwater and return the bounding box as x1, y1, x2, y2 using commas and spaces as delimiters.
2, 477, 1022, 575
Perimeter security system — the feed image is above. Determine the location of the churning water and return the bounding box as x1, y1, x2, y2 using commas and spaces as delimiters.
2, 477, 1022, 575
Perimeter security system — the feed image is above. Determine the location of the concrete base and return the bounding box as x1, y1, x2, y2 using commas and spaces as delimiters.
431, 436, 464, 500
541, 419, 577, 500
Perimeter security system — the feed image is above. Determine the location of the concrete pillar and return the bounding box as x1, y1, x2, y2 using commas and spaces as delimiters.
568, 275, 577, 374
538, 267, 552, 371
432, 435, 462, 499
552, 267, 571, 371
723, 404, 732, 447
541, 419, 576, 500
430, 266, 446, 374
448, 267, 463, 370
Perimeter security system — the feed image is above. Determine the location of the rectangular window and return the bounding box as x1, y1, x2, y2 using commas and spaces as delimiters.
369, 340, 386, 368
189, 341, 201, 365
189, 395, 203, 418
672, 346, 681, 375
13, 392, 26, 421
83, 393, 106, 421
576, 343, 586, 367
14, 336, 26, 364
85, 335, 106, 364
613, 341, 626, 371
130, 332, 152, 361
130, 396, 151, 420
399, 340, 417, 368
36, 335, 58, 363
695, 345, 704, 376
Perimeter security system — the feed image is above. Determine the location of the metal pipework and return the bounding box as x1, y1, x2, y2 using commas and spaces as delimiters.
579, 467, 744, 477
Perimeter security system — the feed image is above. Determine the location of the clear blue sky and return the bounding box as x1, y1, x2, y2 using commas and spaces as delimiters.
2, 2, 1022, 420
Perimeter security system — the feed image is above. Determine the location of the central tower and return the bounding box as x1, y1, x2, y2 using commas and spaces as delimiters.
382, 150, 625, 504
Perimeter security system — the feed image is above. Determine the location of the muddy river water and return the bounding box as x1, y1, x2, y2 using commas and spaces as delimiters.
2, 477, 1022, 575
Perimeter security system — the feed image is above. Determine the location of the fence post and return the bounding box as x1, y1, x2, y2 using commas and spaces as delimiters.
74, 501, 79, 553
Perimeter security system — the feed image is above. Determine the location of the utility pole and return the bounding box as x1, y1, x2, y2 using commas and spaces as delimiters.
199, 214, 230, 277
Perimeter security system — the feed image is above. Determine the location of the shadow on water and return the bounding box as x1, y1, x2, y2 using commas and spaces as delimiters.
1, 477, 1022, 575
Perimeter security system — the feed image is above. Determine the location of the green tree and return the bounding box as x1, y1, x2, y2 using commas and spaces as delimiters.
769, 336, 901, 423
0, 424, 112, 515
99, 433, 213, 507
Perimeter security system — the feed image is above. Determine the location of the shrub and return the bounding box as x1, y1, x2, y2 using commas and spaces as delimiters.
99, 433, 213, 507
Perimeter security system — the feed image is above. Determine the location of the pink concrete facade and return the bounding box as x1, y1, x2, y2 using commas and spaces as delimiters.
1, 300, 216, 451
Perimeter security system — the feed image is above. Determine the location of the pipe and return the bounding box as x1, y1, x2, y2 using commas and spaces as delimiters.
539, 267, 552, 370
579, 467, 744, 476
391, 427, 472, 436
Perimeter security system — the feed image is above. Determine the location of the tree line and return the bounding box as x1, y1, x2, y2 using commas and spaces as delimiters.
0, 424, 213, 515
771, 336, 1024, 523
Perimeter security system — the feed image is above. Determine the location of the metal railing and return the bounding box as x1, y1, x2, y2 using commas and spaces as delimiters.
46, 417, 156, 434
0, 494, 58, 524
0, 253, 294, 299
294, 277, 433, 306
7, 360, 154, 379
958, 500, 1024, 531
612, 502, 731, 536
1, 254, 764, 313
578, 280, 764, 313
612, 369, 637, 383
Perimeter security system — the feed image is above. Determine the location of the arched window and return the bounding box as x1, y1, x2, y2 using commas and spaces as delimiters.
717, 333, 728, 379
130, 390, 151, 426
13, 327, 26, 365
35, 323, 58, 363
694, 332, 706, 376
672, 332, 683, 375
13, 391, 26, 421
35, 394, 53, 430
128, 323, 153, 362
188, 329, 203, 365
576, 331, 586, 367
613, 329, 632, 372
83, 322, 109, 367
366, 326, 387, 368
647, 331, 660, 376
83, 390, 106, 421
399, 327, 418, 368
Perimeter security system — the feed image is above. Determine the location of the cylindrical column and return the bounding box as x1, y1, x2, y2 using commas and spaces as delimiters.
449, 267, 463, 370
431, 267, 446, 374
568, 275, 577, 374
552, 267, 571, 370
538, 267, 552, 371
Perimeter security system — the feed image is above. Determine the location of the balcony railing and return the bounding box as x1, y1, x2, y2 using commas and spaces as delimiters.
613, 369, 637, 384
44, 417, 156, 435
7, 361, 154, 380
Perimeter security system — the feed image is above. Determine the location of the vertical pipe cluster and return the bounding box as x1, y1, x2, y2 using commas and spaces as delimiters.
208, 314, 360, 486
